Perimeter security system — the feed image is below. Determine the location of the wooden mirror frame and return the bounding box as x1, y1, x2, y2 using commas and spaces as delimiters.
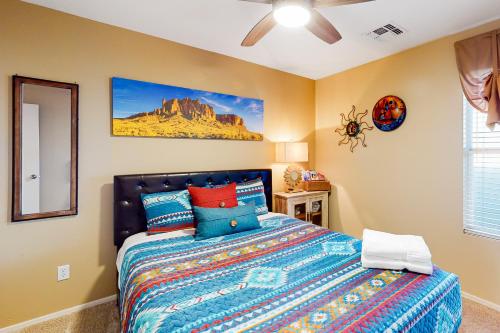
12, 76, 79, 222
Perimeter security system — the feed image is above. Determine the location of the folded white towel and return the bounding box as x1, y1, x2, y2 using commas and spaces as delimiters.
361, 228, 433, 275
361, 253, 433, 275
362, 229, 431, 263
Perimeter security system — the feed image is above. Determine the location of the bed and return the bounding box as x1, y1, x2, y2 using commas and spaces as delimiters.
114, 169, 462, 333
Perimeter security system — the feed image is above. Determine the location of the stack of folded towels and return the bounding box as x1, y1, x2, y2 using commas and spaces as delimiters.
361, 229, 433, 275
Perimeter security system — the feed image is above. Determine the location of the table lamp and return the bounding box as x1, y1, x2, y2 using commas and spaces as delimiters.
275, 142, 308, 192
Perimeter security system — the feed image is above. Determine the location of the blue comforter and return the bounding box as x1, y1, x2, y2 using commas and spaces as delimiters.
118, 215, 461, 332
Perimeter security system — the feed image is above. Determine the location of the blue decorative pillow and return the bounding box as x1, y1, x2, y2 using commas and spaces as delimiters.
141, 190, 194, 234
193, 203, 260, 240
236, 179, 268, 215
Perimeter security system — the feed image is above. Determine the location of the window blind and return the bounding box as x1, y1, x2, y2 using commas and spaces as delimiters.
463, 97, 500, 240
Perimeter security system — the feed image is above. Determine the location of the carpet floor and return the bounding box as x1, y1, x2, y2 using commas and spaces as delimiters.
16, 297, 499, 333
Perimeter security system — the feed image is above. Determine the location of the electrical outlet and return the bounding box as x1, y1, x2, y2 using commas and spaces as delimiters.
57, 264, 70, 281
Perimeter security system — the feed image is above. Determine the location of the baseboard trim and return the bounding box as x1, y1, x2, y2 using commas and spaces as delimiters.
462, 291, 500, 312
0, 294, 117, 333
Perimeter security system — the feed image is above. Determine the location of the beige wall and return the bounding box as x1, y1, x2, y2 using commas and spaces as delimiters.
316, 20, 500, 305
0, 0, 315, 327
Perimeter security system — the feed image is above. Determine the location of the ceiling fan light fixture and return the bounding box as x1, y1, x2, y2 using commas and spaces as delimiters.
273, 4, 311, 28
241, 0, 364, 47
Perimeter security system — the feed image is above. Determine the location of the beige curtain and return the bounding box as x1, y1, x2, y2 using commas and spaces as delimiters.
455, 29, 500, 127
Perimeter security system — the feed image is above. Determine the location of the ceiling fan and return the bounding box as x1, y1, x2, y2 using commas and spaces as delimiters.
240, 0, 374, 46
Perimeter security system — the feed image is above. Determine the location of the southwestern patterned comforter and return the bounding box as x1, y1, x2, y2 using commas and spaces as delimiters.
118, 215, 462, 333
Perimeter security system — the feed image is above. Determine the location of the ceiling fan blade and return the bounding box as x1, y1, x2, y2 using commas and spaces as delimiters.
306, 9, 342, 44
238, 0, 272, 4
241, 12, 276, 46
314, 0, 374, 8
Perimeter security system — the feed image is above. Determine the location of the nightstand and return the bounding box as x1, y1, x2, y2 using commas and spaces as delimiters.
274, 191, 329, 228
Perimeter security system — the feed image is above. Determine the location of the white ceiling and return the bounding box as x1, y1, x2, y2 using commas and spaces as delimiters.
24, 0, 500, 79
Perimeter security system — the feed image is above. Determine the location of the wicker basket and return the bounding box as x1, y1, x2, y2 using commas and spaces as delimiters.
303, 181, 331, 192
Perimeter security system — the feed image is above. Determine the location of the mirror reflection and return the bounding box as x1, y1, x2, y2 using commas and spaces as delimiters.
21, 84, 72, 214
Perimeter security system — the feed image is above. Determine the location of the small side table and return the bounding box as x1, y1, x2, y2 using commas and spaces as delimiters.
274, 191, 329, 229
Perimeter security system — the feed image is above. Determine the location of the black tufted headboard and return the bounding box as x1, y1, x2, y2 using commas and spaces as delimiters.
114, 169, 272, 248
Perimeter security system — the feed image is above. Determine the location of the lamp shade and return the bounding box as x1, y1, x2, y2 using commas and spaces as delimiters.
275, 142, 308, 163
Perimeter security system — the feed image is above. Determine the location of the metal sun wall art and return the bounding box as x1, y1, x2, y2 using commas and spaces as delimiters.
335, 105, 374, 152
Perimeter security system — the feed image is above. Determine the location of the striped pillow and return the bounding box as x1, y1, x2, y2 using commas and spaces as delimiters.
236, 179, 268, 216
141, 190, 194, 234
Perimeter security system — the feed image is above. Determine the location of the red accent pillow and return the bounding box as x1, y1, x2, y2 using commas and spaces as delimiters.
188, 183, 238, 208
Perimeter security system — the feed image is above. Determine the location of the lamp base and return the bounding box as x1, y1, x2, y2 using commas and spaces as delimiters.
283, 165, 304, 193
286, 187, 304, 193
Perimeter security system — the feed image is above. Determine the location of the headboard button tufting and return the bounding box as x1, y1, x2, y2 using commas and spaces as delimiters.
113, 170, 272, 248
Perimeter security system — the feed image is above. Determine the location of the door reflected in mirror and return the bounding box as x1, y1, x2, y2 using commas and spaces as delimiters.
13, 76, 78, 221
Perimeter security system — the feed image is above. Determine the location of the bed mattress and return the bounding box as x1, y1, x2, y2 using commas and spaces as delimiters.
117, 214, 462, 333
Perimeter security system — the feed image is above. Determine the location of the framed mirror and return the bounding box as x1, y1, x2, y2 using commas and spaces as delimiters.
12, 76, 78, 222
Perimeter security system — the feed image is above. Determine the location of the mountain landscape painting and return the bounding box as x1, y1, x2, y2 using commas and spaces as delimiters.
112, 77, 264, 141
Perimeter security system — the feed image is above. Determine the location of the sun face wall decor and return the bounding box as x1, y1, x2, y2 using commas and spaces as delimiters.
335, 105, 374, 152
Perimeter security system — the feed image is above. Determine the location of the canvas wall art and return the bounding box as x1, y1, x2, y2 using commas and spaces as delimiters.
112, 77, 264, 141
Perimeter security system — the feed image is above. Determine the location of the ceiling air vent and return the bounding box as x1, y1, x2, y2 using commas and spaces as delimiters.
366, 22, 407, 41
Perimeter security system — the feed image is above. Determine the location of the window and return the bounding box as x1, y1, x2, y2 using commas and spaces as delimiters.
463, 97, 500, 239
